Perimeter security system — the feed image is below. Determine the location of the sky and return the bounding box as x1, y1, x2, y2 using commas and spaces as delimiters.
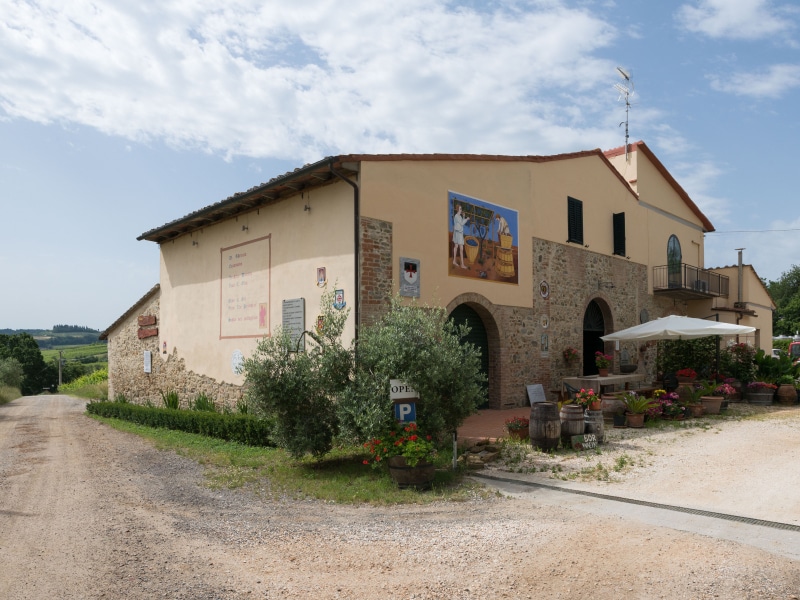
1, 0, 799, 330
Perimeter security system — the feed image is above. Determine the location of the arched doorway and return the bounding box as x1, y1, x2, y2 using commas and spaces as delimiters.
582, 300, 606, 375
450, 304, 490, 409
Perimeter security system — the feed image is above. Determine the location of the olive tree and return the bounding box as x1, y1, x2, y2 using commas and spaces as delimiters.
338, 297, 485, 443
241, 288, 351, 459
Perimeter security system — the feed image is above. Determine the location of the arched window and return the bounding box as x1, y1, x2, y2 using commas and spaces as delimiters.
667, 235, 682, 288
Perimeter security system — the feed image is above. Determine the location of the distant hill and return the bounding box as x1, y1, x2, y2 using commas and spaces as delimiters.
0, 327, 106, 349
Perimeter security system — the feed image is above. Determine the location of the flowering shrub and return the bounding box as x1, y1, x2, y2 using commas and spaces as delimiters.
504, 416, 530, 431
714, 383, 736, 397
574, 388, 600, 409
563, 347, 580, 362
594, 351, 613, 369
653, 389, 683, 417
363, 422, 436, 467
746, 381, 777, 391
676, 368, 697, 379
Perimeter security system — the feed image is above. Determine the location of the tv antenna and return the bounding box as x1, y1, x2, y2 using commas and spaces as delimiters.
614, 66, 634, 160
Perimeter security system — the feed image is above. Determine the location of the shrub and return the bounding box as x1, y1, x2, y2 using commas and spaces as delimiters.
86, 401, 275, 447
242, 287, 351, 459
339, 297, 484, 443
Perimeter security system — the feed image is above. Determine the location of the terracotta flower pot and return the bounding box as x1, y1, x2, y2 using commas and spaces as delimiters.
598, 368, 609, 377
625, 412, 645, 428
700, 396, 723, 415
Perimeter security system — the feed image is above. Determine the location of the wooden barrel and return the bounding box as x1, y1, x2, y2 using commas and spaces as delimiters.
559, 404, 585, 446
529, 402, 560, 451
387, 457, 435, 490
584, 409, 605, 443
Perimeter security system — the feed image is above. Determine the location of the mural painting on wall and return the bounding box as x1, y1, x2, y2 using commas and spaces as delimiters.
220, 235, 271, 339
448, 191, 519, 284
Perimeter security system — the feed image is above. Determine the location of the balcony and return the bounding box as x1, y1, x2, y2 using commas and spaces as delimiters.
652, 264, 729, 299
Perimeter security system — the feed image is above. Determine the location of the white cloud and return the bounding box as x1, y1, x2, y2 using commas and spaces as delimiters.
0, 1, 620, 162
676, 0, 795, 40
709, 63, 800, 98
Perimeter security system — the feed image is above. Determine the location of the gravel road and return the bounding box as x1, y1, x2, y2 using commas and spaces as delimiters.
1, 395, 798, 599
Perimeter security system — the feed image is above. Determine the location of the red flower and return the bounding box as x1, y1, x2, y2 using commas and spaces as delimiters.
409, 435, 418, 441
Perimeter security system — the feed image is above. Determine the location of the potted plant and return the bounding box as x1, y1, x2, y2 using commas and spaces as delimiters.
363, 422, 437, 489
745, 381, 777, 406
655, 390, 685, 420
714, 382, 736, 410
618, 391, 655, 428
685, 380, 717, 417
563, 346, 579, 363
574, 387, 601, 411
504, 415, 530, 440
595, 351, 613, 376
676, 368, 697, 383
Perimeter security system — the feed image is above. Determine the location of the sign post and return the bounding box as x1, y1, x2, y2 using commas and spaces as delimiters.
390, 379, 418, 423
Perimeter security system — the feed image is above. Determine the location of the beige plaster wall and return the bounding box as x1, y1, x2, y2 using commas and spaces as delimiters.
157, 181, 356, 384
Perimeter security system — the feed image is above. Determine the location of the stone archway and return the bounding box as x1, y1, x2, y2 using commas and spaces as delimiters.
447, 294, 502, 409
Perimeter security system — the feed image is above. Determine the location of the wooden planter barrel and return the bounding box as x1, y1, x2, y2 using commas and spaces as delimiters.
529, 402, 561, 451
387, 457, 435, 490
584, 410, 605, 443
746, 391, 774, 405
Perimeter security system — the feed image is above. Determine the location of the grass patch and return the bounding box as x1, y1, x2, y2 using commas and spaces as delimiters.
88, 415, 488, 504
0, 385, 22, 405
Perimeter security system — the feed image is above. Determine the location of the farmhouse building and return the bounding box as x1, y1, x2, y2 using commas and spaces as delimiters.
101, 141, 773, 409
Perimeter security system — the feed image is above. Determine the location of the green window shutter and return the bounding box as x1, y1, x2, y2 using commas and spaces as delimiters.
567, 197, 583, 244
613, 212, 626, 256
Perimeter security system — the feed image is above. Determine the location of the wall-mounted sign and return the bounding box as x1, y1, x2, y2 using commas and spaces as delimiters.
220, 235, 271, 339
231, 349, 244, 374
333, 289, 346, 310
143, 351, 152, 374
400, 257, 420, 297
282, 298, 305, 352
539, 280, 550, 298
317, 267, 327, 287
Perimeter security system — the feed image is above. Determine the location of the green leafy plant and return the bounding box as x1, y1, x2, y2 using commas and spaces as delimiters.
363, 422, 436, 467
161, 390, 180, 410
191, 393, 217, 412
689, 380, 719, 403
618, 391, 655, 414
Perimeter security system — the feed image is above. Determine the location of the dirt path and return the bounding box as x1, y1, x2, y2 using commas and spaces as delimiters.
1, 396, 799, 599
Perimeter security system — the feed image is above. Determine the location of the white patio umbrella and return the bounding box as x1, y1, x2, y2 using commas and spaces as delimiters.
601, 315, 755, 342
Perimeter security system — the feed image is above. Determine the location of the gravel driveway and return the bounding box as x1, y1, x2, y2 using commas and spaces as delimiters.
1, 395, 798, 599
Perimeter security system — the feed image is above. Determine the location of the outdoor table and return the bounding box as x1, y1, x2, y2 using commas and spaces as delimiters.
562, 373, 646, 395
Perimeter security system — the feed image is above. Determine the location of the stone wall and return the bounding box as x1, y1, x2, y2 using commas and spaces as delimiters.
107, 293, 244, 410
360, 216, 394, 326
532, 238, 673, 394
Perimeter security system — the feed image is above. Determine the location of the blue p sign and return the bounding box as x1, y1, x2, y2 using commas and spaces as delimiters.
394, 401, 417, 422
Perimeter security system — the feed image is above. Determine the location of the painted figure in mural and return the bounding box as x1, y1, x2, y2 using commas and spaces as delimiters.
452, 204, 470, 268
494, 213, 510, 241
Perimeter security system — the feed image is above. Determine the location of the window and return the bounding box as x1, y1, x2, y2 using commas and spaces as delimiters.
667, 235, 682, 288
613, 212, 626, 256
567, 197, 583, 244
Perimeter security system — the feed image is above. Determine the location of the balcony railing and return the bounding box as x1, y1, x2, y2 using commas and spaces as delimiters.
652, 264, 728, 298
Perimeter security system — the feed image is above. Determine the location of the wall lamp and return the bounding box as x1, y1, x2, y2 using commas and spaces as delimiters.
192, 240, 199, 246
242, 225, 248, 232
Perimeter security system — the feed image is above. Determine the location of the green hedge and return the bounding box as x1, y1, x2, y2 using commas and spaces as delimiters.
86, 402, 275, 447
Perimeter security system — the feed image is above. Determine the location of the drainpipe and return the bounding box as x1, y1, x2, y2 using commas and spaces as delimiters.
329, 161, 360, 341
735, 248, 744, 325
